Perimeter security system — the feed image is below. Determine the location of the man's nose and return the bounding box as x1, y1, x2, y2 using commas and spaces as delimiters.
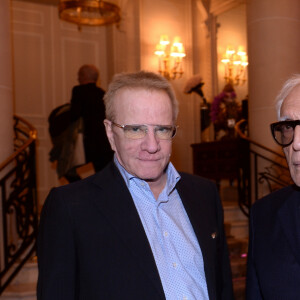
141, 129, 160, 153
292, 125, 300, 150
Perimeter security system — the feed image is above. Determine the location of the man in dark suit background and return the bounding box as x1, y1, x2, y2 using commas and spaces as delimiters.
70, 64, 113, 173
37, 71, 233, 299
246, 74, 300, 299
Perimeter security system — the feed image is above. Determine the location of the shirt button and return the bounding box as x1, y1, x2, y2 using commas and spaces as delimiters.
183, 296, 188, 300
163, 231, 169, 237
172, 262, 177, 268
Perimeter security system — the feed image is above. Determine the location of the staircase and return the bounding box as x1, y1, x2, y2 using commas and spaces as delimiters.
221, 181, 248, 300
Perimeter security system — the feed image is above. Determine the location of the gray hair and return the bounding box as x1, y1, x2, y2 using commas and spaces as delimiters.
103, 70, 179, 122
276, 74, 300, 120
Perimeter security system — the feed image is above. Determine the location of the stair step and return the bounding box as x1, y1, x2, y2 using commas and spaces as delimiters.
223, 202, 248, 222
230, 256, 247, 278
1, 259, 38, 300
10, 262, 38, 286
220, 184, 239, 202
233, 277, 246, 300
226, 220, 249, 239
224, 222, 232, 237
1, 282, 36, 300
227, 238, 248, 256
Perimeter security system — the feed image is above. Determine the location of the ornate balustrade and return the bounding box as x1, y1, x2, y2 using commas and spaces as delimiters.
0, 115, 38, 295
235, 119, 293, 215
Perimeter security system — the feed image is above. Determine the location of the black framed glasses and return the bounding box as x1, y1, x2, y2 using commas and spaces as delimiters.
270, 120, 300, 147
111, 122, 178, 140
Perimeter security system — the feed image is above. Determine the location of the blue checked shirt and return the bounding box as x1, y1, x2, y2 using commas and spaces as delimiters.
115, 157, 209, 300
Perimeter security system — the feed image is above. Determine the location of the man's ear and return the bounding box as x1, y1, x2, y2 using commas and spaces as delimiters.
104, 119, 116, 152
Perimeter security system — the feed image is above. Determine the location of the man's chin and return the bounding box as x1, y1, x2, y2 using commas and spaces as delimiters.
292, 178, 300, 187
138, 170, 166, 183
141, 173, 163, 182
290, 172, 300, 187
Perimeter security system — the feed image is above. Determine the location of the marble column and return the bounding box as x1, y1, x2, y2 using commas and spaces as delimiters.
0, 0, 14, 269
0, 0, 14, 164
247, 0, 300, 147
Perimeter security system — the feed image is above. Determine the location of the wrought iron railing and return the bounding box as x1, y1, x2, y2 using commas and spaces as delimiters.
235, 119, 293, 216
0, 115, 38, 295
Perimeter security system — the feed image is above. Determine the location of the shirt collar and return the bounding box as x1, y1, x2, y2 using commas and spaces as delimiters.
114, 155, 181, 195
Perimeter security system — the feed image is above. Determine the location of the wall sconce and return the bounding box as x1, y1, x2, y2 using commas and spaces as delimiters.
221, 46, 248, 85
154, 35, 186, 80
58, 0, 121, 30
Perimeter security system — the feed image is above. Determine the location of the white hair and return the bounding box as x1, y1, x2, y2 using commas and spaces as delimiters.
276, 74, 300, 120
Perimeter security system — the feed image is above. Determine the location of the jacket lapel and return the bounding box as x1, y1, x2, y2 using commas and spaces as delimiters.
278, 188, 300, 265
90, 163, 165, 299
176, 178, 217, 300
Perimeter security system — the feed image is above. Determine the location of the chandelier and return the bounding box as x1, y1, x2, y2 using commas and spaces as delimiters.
58, 0, 121, 29
221, 46, 248, 86
154, 35, 186, 80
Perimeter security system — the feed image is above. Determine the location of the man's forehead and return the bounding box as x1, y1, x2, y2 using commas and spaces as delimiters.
281, 85, 300, 117
115, 86, 165, 96
113, 87, 171, 106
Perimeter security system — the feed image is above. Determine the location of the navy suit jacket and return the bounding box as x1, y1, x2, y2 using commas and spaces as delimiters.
37, 162, 233, 300
70, 83, 113, 171
246, 185, 300, 299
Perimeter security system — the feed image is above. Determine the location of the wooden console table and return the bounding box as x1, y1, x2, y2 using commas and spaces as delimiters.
191, 139, 250, 188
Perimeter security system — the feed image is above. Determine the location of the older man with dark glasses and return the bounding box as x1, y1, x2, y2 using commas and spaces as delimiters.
37, 71, 233, 300
247, 74, 300, 300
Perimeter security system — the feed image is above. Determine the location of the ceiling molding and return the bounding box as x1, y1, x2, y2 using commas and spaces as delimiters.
210, 0, 245, 15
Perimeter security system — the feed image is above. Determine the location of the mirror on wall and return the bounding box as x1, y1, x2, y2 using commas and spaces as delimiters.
217, 3, 248, 101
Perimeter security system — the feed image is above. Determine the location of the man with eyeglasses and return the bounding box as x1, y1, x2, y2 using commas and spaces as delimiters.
246, 74, 300, 300
37, 71, 233, 300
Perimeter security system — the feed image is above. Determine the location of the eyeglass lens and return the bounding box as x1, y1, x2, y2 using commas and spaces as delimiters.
271, 120, 300, 146
123, 124, 177, 140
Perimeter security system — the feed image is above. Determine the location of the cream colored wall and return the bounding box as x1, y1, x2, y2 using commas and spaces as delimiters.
0, 0, 14, 163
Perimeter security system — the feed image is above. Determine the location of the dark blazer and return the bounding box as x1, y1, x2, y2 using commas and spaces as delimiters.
246, 185, 300, 299
37, 162, 233, 300
70, 83, 113, 171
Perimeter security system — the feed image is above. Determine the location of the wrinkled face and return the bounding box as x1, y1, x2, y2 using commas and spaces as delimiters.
104, 88, 174, 187
280, 85, 300, 186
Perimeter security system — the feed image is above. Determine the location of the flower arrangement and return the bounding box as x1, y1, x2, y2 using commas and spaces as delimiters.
210, 84, 242, 139
210, 91, 237, 122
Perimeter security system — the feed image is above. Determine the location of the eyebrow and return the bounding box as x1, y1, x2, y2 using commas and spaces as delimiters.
279, 117, 294, 121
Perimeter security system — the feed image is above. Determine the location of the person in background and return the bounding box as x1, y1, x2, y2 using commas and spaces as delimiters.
37, 70, 233, 300
246, 74, 300, 299
70, 64, 113, 173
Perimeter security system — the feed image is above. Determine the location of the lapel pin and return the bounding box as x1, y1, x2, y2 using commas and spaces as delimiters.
211, 232, 217, 239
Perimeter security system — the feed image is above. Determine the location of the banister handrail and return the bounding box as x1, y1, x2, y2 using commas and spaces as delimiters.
0, 115, 37, 171
235, 119, 285, 159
